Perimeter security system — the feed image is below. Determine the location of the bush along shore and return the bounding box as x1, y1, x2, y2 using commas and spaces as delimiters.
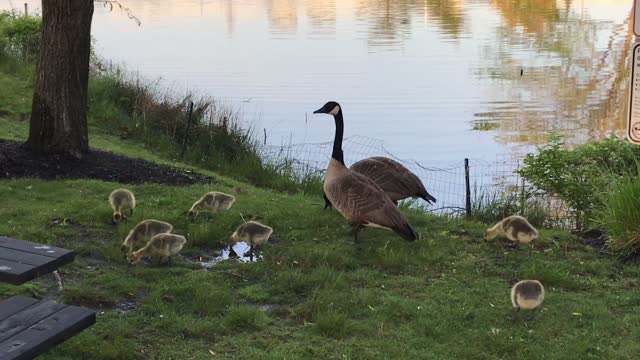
2, 11, 640, 360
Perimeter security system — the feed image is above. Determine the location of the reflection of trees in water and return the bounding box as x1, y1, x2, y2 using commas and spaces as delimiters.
425, 0, 464, 39
266, 0, 298, 35
476, 0, 632, 152
305, 0, 336, 36
353, 0, 464, 51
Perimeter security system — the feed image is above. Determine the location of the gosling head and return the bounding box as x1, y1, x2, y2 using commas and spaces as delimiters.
229, 231, 240, 246
113, 211, 122, 223
128, 251, 144, 265
313, 101, 341, 116
188, 209, 196, 217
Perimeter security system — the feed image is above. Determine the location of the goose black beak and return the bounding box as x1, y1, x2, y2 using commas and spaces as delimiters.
313, 108, 324, 114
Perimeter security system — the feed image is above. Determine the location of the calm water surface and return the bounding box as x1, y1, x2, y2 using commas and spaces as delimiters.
4, 0, 634, 166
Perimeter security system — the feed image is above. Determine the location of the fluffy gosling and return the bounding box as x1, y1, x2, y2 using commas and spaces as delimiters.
229, 221, 273, 259
129, 233, 187, 266
188, 191, 236, 219
484, 215, 538, 246
511, 280, 545, 320
109, 188, 136, 223
121, 219, 173, 254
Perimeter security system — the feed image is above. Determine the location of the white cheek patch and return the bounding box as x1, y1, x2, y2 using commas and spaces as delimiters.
329, 105, 340, 116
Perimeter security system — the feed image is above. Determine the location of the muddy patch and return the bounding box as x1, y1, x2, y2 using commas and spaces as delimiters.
0, 140, 215, 185
576, 229, 608, 253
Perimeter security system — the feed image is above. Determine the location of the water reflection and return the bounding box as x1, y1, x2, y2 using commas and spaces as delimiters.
266, 0, 298, 35
475, 0, 633, 152
425, 0, 465, 39
0, 0, 634, 162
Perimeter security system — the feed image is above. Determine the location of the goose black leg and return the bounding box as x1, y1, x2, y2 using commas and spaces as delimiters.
323, 193, 333, 210
349, 224, 363, 243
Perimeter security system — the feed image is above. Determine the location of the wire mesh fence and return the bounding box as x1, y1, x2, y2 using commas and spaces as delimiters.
259, 135, 575, 229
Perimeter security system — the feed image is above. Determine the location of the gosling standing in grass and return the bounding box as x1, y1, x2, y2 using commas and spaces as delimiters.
129, 233, 187, 266
121, 219, 173, 254
109, 188, 136, 223
188, 191, 236, 219
229, 221, 273, 259
484, 215, 538, 245
511, 280, 545, 319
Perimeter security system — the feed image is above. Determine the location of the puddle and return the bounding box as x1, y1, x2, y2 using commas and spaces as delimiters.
200, 242, 262, 268
113, 299, 137, 314
182, 242, 262, 269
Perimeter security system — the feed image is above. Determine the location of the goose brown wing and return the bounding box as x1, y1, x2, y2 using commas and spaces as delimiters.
373, 157, 436, 203
350, 157, 415, 198
327, 171, 411, 231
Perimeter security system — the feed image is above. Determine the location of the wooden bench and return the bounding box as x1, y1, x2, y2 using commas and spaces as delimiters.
0, 236, 75, 285
0, 236, 96, 359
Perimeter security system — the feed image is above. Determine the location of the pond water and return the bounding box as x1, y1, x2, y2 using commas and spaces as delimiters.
2, 0, 634, 168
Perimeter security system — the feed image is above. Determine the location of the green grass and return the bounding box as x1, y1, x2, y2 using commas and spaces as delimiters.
2, 42, 640, 359
595, 165, 640, 258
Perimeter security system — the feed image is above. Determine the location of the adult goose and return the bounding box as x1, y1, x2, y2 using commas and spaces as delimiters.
313, 101, 418, 242
323, 156, 437, 209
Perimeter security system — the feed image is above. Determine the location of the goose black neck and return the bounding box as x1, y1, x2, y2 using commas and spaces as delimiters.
332, 111, 345, 165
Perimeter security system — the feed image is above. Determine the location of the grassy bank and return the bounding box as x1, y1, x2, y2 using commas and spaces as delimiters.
2, 13, 640, 360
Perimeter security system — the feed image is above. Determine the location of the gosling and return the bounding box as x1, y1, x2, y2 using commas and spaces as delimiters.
511, 280, 545, 320
121, 219, 173, 254
188, 191, 236, 219
229, 221, 273, 259
109, 188, 136, 223
484, 215, 538, 246
129, 233, 187, 266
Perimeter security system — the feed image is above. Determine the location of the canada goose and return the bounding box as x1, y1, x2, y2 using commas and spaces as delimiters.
129, 233, 187, 266
229, 220, 273, 259
511, 280, 545, 320
109, 188, 136, 223
323, 156, 436, 209
121, 219, 173, 254
485, 215, 538, 246
313, 101, 418, 242
188, 191, 236, 219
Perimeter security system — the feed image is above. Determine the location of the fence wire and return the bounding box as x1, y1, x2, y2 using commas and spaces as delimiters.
259, 135, 574, 229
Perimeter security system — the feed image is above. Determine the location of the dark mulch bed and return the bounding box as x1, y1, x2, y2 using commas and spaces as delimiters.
0, 140, 215, 185
576, 228, 608, 253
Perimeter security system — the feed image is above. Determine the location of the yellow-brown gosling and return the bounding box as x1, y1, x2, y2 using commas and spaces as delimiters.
129, 233, 187, 266
484, 215, 538, 246
188, 191, 236, 219
109, 188, 136, 223
313, 101, 418, 242
511, 280, 545, 320
121, 219, 173, 254
229, 221, 273, 259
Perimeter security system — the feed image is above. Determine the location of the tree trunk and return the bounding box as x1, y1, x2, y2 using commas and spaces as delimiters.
27, 1, 94, 158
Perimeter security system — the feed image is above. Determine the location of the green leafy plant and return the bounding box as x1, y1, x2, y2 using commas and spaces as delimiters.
519, 133, 640, 229
0, 11, 41, 61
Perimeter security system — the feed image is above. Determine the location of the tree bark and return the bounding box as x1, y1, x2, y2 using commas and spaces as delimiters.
27, 1, 94, 158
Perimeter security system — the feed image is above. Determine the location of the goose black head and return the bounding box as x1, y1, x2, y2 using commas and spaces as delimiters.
313, 101, 341, 116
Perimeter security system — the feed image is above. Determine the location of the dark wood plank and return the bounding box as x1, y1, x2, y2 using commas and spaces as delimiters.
0, 247, 56, 267
0, 297, 38, 323
0, 260, 35, 285
0, 305, 96, 360
0, 237, 76, 285
0, 299, 65, 344
0, 236, 74, 259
